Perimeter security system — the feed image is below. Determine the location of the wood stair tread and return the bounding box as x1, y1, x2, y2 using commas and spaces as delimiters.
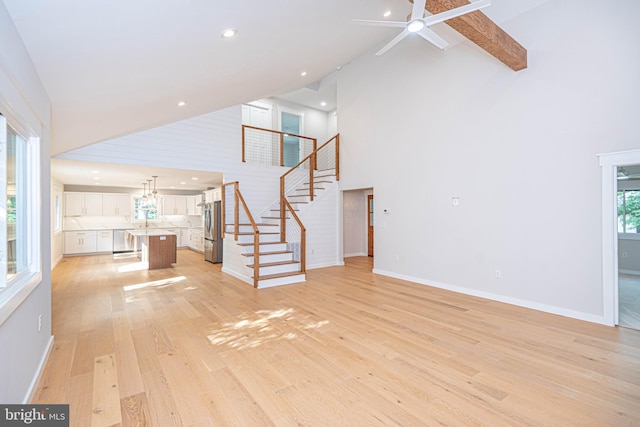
238, 241, 284, 246
241, 250, 292, 256
235, 231, 280, 235
226, 223, 279, 227
246, 260, 300, 268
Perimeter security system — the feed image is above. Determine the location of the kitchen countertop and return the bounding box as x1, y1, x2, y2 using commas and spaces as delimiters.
127, 229, 179, 237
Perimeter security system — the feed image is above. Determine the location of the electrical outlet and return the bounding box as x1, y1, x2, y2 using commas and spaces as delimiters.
38, 314, 42, 332
495, 270, 502, 279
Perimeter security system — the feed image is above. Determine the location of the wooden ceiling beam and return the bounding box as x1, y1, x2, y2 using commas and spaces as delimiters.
412, 0, 527, 71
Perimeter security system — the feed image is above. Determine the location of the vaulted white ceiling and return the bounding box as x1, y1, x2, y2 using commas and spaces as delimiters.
3, 0, 549, 157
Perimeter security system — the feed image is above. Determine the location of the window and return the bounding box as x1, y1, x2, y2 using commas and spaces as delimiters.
617, 189, 640, 234
0, 113, 41, 302
133, 197, 159, 222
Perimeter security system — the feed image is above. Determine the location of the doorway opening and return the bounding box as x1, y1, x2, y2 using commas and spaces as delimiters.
599, 149, 640, 327
616, 166, 640, 330
342, 188, 374, 266
280, 111, 303, 168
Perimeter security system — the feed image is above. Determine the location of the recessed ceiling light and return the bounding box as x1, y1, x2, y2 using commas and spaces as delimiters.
336, 65, 342, 70
177, 101, 187, 107
93, 176, 100, 180
192, 177, 199, 181
170, 186, 176, 189
321, 102, 327, 107
383, 10, 392, 17
180, 181, 186, 185
301, 71, 307, 77
221, 28, 237, 38
94, 182, 100, 185
91, 170, 99, 174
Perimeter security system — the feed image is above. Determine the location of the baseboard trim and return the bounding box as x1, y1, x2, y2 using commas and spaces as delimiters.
51, 255, 63, 270
24, 335, 54, 403
221, 267, 252, 286
344, 252, 368, 258
372, 268, 609, 326
307, 261, 343, 270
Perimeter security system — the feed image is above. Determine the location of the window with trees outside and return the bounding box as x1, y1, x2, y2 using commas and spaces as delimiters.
0, 113, 41, 302
618, 189, 640, 234
134, 197, 159, 222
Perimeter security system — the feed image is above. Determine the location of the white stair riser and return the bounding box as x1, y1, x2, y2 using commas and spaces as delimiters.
238, 233, 281, 244
256, 263, 301, 276
240, 242, 288, 252
244, 252, 293, 264
258, 274, 306, 288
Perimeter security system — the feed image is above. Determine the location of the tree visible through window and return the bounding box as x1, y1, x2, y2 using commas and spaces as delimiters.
618, 189, 640, 233
134, 197, 158, 222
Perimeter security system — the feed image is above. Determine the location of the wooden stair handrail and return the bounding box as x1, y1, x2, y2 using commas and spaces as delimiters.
235, 188, 260, 288
221, 181, 260, 288
280, 133, 339, 246
283, 198, 306, 273
221, 181, 239, 239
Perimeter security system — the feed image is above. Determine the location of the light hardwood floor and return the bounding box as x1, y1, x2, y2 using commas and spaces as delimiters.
34, 250, 640, 426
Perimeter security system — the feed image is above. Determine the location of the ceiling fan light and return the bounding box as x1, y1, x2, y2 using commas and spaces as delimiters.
407, 20, 425, 33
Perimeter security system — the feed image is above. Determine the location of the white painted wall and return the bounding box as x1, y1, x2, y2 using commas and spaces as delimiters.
0, 2, 53, 403
264, 97, 331, 143
335, 0, 640, 324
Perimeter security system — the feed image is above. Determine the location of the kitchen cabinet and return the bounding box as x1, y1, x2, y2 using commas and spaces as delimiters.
189, 228, 204, 253
64, 231, 97, 254
186, 195, 202, 216
204, 188, 221, 203
163, 195, 188, 215
180, 229, 190, 247
164, 228, 185, 247
96, 230, 114, 252
65, 192, 102, 216
102, 194, 132, 216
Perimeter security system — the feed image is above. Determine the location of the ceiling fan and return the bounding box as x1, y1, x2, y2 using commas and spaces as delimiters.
353, 0, 491, 56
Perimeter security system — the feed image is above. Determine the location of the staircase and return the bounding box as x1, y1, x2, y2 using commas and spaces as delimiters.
222, 132, 339, 288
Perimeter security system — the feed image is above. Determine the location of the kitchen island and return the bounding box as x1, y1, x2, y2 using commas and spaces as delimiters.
127, 229, 177, 270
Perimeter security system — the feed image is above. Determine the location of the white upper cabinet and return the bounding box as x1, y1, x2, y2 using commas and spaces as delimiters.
102, 194, 132, 216
163, 195, 188, 215
186, 195, 202, 216
64, 192, 103, 216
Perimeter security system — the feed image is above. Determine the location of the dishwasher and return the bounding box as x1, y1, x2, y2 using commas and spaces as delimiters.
113, 229, 134, 253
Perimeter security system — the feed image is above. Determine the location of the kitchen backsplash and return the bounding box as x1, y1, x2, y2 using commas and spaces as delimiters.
63, 214, 203, 231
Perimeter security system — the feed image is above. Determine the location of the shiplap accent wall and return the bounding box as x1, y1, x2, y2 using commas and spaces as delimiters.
56, 106, 284, 214
299, 184, 341, 269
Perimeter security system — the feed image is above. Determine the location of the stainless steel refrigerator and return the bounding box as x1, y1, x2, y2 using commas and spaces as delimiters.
204, 201, 223, 263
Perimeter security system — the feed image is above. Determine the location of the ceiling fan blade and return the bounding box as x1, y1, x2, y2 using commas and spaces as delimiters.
352, 19, 407, 28
422, 0, 491, 27
375, 29, 410, 56
416, 27, 449, 50
411, 0, 427, 20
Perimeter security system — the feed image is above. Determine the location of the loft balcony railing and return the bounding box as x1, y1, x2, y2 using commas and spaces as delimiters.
242, 125, 317, 168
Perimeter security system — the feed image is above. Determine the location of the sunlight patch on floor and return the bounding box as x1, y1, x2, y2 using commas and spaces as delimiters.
207, 308, 329, 350
123, 276, 187, 292
117, 261, 148, 273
